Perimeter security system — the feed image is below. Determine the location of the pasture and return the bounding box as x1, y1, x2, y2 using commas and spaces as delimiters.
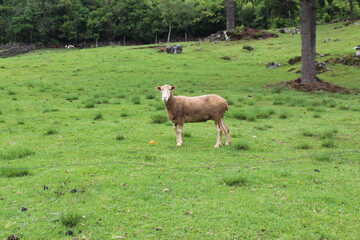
0, 22, 359, 239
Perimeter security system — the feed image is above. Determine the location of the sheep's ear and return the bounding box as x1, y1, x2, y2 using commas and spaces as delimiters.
171, 86, 176, 90
156, 86, 162, 91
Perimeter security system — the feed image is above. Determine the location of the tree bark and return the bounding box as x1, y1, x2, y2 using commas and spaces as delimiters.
300, 0, 317, 83
226, 0, 235, 31
167, 25, 172, 43
349, 0, 354, 19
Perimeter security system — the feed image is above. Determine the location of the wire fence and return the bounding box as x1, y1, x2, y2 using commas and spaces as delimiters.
1, 150, 359, 171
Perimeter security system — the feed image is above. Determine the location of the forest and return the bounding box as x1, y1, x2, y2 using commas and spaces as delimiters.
0, 0, 359, 45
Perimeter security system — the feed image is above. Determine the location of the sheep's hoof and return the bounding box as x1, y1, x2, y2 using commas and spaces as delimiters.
176, 143, 182, 147
225, 142, 231, 146
214, 145, 220, 148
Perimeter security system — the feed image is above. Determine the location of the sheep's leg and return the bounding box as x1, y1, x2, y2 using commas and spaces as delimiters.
220, 119, 231, 145
176, 122, 183, 146
173, 123, 180, 146
214, 121, 222, 148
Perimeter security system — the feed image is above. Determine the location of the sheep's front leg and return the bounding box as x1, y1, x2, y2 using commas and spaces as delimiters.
176, 122, 183, 146
173, 123, 183, 146
214, 123, 222, 148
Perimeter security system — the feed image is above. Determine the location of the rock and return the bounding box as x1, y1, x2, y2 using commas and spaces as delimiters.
243, 45, 254, 51
165, 44, 182, 54
324, 38, 330, 43
316, 62, 331, 74
7, 235, 19, 240
266, 62, 281, 69
288, 56, 301, 65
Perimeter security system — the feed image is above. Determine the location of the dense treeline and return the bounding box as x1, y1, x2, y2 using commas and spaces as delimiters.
0, 0, 359, 45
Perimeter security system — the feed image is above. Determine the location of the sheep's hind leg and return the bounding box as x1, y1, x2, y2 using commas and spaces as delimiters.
220, 119, 231, 146
214, 122, 222, 148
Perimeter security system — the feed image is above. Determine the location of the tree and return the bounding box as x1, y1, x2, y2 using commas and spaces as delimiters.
158, 0, 181, 43
226, 0, 235, 30
300, 0, 317, 83
178, 0, 197, 41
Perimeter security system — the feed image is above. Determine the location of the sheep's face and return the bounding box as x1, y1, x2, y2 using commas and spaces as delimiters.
156, 85, 176, 103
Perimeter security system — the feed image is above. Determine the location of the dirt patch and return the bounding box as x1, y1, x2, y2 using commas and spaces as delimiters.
207, 27, 278, 42
270, 78, 357, 93
228, 27, 278, 40
325, 55, 360, 68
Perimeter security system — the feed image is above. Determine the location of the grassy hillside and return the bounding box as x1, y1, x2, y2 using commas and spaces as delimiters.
0, 22, 359, 239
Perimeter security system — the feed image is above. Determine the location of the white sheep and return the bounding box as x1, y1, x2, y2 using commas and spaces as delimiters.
156, 84, 231, 148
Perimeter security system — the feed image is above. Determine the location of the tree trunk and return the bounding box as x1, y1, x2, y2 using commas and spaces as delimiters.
349, 0, 354, 19
104, 0, 110, 5
226, 0, 235, 31
300, 0, 317, 83
167, 25, 172, 43
185, 31, 187, 42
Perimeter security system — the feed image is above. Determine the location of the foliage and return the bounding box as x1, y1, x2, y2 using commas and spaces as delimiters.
1, 0, 358, 44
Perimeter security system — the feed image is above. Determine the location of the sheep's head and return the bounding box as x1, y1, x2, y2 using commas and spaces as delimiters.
156, 84, 176, 103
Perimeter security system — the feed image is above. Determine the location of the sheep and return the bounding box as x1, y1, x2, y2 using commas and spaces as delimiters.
156, 84, 230, 148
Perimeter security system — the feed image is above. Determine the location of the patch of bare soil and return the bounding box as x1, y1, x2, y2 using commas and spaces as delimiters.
229, 27, 278, 40
273, 78, 357, 93
207, 27, 278, 42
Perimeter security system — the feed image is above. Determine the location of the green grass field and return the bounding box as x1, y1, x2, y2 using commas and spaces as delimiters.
0, 22, 359, 239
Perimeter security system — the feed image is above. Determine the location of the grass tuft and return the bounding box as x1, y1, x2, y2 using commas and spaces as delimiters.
94, 112, 103, 120
322, 139, 336, 148
151, 114, 167, 124
60, 212, 83, 227
296, 143, 312, 149
234, 141, 250, 151
302, 130, 316, 137
0, 169, 31, 178
223, 175, 251, 187
45, 128, 58, 135
132, 96, 141, 105
0, 147, 35, 160
115, 134, 125, 141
